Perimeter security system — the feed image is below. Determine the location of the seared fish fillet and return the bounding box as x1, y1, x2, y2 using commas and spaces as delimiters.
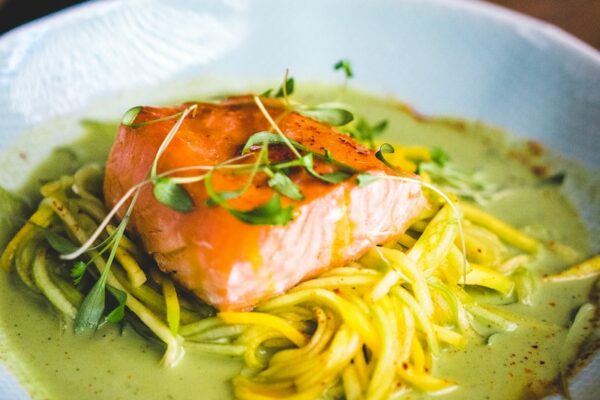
104, 96, 427, 310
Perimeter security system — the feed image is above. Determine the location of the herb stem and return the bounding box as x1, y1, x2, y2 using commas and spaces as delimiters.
154, 148, 255, 179
236, 143, 270, 195
253, 96, 302, 159
150, 105, 198, 180
287, 140, 357, 174
73, 190, 139, 333
59, 182, 146, 260
281, 68, 292, 108
129, 112, 183, 128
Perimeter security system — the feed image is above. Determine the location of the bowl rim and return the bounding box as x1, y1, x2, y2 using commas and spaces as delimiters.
441, 0, 600, 63
1, 0, 599, 65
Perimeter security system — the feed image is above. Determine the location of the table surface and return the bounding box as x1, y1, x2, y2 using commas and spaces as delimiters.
488, 0, 600, 50
0, 0, 599, 50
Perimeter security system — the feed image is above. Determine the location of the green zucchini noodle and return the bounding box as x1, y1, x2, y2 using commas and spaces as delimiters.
4, 159, 572, 400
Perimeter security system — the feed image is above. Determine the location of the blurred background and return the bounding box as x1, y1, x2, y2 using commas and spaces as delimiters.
0, 0, 599, 51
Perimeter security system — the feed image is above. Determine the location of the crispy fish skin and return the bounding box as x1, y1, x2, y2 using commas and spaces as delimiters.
104, 96, 427, 310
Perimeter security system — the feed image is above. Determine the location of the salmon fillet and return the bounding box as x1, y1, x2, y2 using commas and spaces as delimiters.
104, 96, 427, 310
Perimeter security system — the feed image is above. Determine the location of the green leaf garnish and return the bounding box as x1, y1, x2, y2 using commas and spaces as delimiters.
205, 172, 293, 225
42, 230, 78, 254
431, 147, 450, 167
296, 105, 354, 126
208, 138, 272, 207
418, 160, 499, 203
343, 117, 388, 149
243, 131, 356, 177
153, 177, 194, 213
71, 260, 88, 285
205, 190, 241, 207
375, 143, 398, 171
105, 286, 127, 323
229, 194, 294, 226
297, 153, 350, 184
244, 132, 315, 164
242, 131, 286, 154
206, 94, 359, 224
334, 59, 354, 78
74, 194, 137, 334
129, 112, 185, 129
75, 276, 106, 333
260, 88, 273, 97
372, 120, 389, 134
320, 171, 352, 183
271, 157, 310, 170
275, 77, 295, 98
268, 172, 304, 200
121, 106, 142, 127
245, 134, 355, 185
357, 173, 381, 187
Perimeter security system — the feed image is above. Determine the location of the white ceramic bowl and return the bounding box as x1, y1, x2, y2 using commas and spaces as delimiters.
0, 0, 598, 399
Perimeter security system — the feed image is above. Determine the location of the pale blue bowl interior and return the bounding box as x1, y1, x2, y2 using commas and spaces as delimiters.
1, 0, 598, 166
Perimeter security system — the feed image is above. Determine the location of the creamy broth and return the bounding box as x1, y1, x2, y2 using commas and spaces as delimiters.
0, 85, 598, 400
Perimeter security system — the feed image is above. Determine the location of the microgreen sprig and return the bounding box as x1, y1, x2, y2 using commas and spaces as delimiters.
266, 171, 304, 201
261, 69, 355, 127
201, 130, 303, 223
184, 95, 359, 224
253, 96, 303, 159
69, 224, 124, 285
356, 173, 382, 188
148, 105, 198, 213
153, 178, 194, 212
150, 105, 197, 179
417, 147, 500, 204
261, 71, 295, 100
105, 285, 127, 323
430, 147, 450, 167
334, 59, 354, 79
59, 182, 145, 261
70, 260, 87, 284
277, 69, 294, 106
342, 117, 388, 149
243, 131, 356, 175
204, 171, 294, 226
74, 191, 138, 333
375, 143, 399, 172
204, 137, 274, 208
276, 77, 295, 98
294, 104, 354, 127
121, 106, 186, 129
121, 106, 142, 127
253, 97, 356, 184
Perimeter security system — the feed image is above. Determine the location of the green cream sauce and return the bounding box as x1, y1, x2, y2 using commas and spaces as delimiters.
0, 85, 598, 400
